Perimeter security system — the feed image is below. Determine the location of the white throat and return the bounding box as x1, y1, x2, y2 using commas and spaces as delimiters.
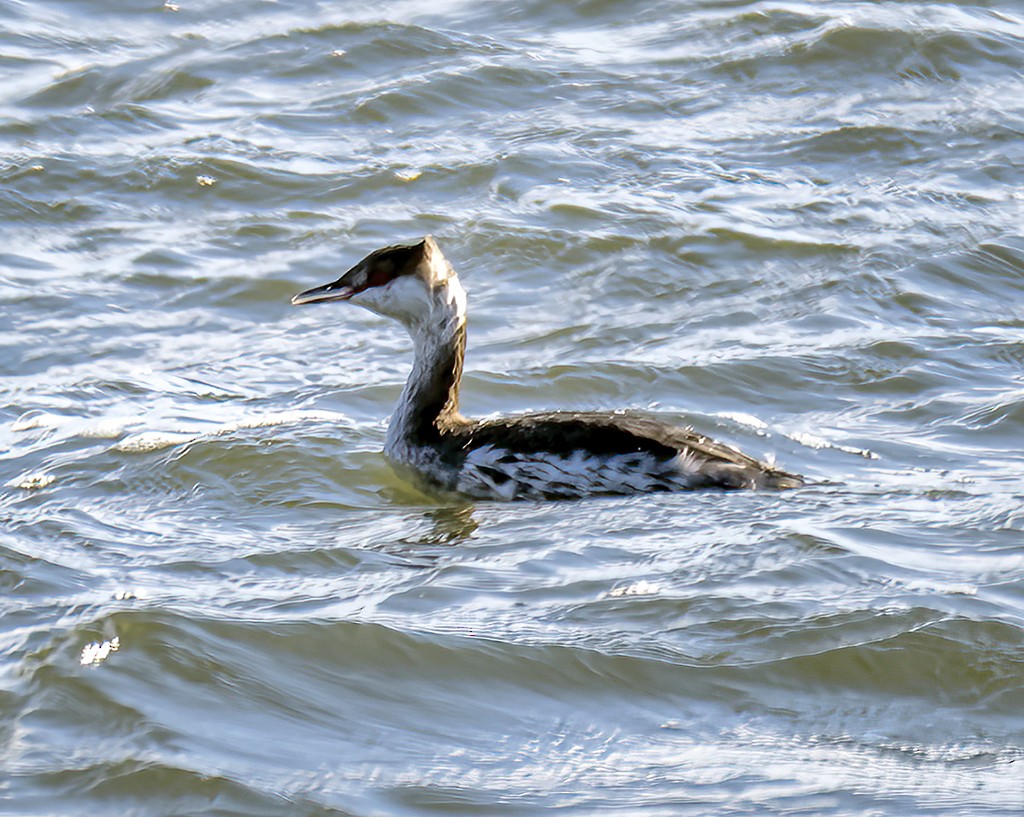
384, 276, 468, 458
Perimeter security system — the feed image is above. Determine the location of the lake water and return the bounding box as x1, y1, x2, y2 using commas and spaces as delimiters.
3, 1, 1024, 815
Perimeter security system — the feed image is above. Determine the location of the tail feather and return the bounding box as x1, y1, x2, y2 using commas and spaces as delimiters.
759, 469, 804, 490
699, 461, 804, 491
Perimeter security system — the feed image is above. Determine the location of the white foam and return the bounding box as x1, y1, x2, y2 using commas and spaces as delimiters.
790, 431, 878, 459
5, 472, 56, 490
13, 411, 127, 440
11, 411, 68, 432
79, 419, 128, 439
112, 410, 348, 453
718, 411, 768, 430
607, 580, 661, 598
114, 431, 199, 453
80, 636, 120, 666
902, 580, 978, 596
218, 409, 344, 432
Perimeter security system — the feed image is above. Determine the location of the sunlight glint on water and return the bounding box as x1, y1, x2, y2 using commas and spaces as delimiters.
2, 1, 1024, 815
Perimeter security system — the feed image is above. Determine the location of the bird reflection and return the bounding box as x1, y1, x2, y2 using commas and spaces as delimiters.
417, 504, 478, 545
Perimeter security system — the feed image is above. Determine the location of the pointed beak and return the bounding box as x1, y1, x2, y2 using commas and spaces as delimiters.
291, 280, 356, 305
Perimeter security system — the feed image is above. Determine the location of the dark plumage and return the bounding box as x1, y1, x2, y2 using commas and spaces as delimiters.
447, 412, 802, 491
292, 237, 803, 500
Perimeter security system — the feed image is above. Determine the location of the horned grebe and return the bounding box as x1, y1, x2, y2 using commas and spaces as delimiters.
291, 236, 802, 500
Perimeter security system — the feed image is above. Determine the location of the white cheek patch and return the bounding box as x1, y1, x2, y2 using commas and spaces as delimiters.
353, 275, 433, 322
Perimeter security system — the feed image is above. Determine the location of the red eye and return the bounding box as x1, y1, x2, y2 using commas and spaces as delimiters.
365, 267, 393, 289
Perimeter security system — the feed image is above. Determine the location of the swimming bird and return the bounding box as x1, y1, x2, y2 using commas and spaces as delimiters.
291, 236, 802, 500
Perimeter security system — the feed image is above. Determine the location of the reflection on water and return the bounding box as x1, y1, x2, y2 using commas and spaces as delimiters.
3, 0, 1024, 815
417, 505, 480, 545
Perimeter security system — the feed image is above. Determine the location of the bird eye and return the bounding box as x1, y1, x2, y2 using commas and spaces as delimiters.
366, 267, 393, 289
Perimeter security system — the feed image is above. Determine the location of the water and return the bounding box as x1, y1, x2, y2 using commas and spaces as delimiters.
3, 0, 1024, 814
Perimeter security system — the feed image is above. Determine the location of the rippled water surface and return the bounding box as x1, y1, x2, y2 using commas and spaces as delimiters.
3, 1, 1024, 814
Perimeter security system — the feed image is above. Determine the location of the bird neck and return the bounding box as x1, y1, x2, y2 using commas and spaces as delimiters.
386, 279, 468, 451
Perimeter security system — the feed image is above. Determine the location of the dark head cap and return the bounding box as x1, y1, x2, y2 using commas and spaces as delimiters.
291, 236, 451, 306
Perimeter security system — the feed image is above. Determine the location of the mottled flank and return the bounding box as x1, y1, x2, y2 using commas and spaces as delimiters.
294, 240, 802, 500
451, 412, 803, 498
456, 444, 689, 500
441, 411, 803, 500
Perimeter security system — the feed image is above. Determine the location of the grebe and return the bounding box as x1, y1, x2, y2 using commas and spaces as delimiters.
291, 236, 802, 500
